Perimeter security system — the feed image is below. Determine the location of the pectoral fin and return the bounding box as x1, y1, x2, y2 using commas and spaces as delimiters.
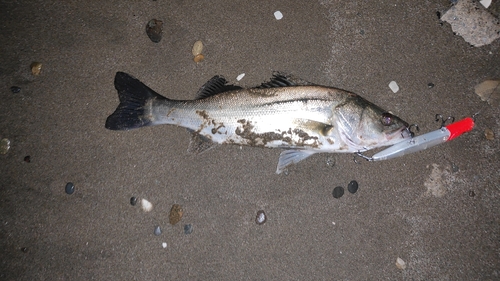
276, 150, 317, 174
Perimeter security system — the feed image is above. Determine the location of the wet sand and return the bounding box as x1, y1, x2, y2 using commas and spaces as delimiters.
1, 0, 499, 280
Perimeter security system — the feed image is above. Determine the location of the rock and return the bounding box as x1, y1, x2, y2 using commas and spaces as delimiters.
184, 224, 193, 234
396, 257, 406, 269
347, 180, 358, 194
65, 182, 75, 195
193, 54, 204, 63
389, 81, 399, 93
475, 80, 500, 107
192, 40, 203, 56
0, 138, 10, 154
130, 197, 137, 206
141, 198, 153, 212
332, 186, 344, 198
441, 0, 500, 47
255, 210, 266, 225
30, 62, 42, 75
274, 11, 283, 20
485, 128, 495, 140
169, 204, 183, 225
146, 19, 163, 43
10, 86, 21, 93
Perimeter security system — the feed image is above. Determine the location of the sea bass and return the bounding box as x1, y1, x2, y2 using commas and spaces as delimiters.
105, 72, 410, 173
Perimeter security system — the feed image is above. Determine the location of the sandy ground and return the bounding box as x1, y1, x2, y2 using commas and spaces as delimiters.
1, 0, 499, 280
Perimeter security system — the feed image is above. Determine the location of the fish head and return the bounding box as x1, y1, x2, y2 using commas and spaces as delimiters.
335, 95, 410, 151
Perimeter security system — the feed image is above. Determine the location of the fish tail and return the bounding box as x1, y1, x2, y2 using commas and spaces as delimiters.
105, 72, 168, 130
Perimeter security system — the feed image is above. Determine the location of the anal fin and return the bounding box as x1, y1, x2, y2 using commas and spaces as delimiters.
276, 150, 317, 174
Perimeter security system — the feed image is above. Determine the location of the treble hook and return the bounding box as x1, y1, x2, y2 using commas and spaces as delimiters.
353, 151, 373, 163
435, 114, 455, 128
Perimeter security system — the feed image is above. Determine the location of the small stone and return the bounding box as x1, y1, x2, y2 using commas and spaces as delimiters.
154, 226, 161, 236
30, 62, 42, 75
65, 182, 75, 195
192, 40, 204, 56
162, 242, 167, 248
24, 156, 30, 163
169, 204, 183, 225
326, 156, 336, 167
256, 210, 266, 225
193, 54, 204, 63
389, 81, 399, 93
427, 82, 435, 88
141, 198, 153, 212
274, 11, 283, 20
10, 86, 21, 93
451, 163, 459, 173
236, 73, 245, 81
146, 19, 163, 43
396, 257, 406, 269
347, 180, 358, 194
474, 80, 499, 107
0, 138, 11, 154
130, 197, 137, 206
332, 186, 344, 198
485, 128, 494, 140
184, 224, 193, 234
21, 247, 28, 253
469, 190, 475, 197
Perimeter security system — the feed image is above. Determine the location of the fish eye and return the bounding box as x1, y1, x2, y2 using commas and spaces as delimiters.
381, 112, 393, 126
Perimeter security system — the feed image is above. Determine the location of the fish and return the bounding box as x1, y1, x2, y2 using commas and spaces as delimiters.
105, 72, 410, 173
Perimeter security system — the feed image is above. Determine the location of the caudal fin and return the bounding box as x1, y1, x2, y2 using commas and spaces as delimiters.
105, 72, 167, 130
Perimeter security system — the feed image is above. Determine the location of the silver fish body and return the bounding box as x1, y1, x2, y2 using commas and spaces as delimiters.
106, 72, 410, 173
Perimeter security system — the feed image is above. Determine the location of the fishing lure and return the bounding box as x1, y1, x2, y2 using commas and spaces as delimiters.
369, 117, 475, 161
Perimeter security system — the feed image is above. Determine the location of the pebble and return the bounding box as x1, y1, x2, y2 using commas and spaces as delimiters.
65, 182, 75, 195
130, 197, 137, 206
24, 156, 31, 163
255, 210, 266, 225
184, 224, 193, 234
332, 186, 344, 198
169, 204, 183, 225
10, 86, 21, 93
21, 247, 28, 253
389, 81, 399, 93
30, 62, 42, 75
192, 40, 204, 56
326, 156, 336, 167
146, 19, 163, 43
347, 180, 358, 194
485, 128, 494, 140
274, 11, 283, 20
162, 242, 167, 248
154, 226, 162, 236
236, 73, 245, 81
396, 257, 406, 269
469, 190, 475, 197
193, 54, 204, 63
0, 138, 11, 154
427, 82, 435, 88
141, 198, 153, 212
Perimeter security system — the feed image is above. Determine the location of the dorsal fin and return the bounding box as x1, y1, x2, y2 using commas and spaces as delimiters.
196, 76, 242, 99
258, 72, 315, 88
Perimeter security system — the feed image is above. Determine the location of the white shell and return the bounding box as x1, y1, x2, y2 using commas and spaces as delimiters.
389, 81, 399, 93
396, 257, 406, 269
141, 198, 153, 212
162, 242, 167, 248
480, 0, 491, 8
274, 11, 283, 20
192, 40, 204, 56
